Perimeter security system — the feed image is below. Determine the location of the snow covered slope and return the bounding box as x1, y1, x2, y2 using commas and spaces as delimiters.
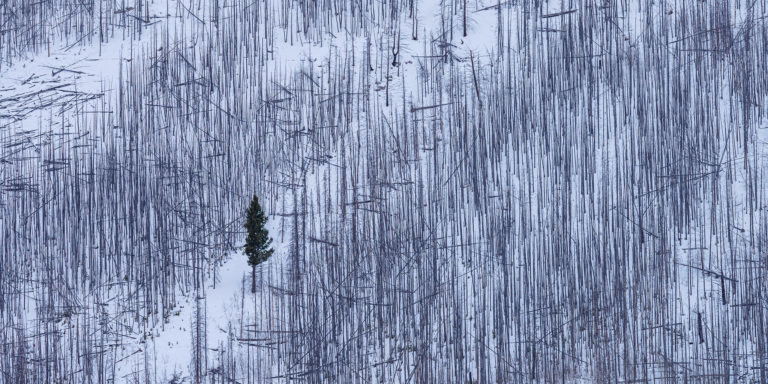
2, 0, 768, 383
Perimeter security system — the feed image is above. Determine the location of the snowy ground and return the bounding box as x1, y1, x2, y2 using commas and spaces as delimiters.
39, 6, 508, 382
113, 214, 291, 383
3, 0, 767, 382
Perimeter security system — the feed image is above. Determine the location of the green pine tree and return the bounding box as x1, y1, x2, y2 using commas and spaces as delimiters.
245, 194, 273, 293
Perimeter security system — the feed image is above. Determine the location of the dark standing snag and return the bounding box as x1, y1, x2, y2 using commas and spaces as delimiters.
245, 194, 274, 293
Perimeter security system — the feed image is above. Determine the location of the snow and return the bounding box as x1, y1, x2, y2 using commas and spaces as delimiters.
2, 0, 768, 382
102, 202, 291, 382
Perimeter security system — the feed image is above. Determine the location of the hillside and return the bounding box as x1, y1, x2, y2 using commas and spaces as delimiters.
1, 0, 767, 382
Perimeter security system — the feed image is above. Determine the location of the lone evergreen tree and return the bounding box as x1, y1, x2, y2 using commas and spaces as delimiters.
244, 194, 273, 293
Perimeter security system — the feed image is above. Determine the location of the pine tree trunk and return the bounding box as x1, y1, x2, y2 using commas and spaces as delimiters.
251, 265, 256, 293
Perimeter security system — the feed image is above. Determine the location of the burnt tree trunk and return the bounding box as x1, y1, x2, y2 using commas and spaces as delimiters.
252, 265, 256, 293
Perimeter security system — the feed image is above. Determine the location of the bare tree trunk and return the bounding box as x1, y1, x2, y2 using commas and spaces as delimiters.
251, 265, 256, 293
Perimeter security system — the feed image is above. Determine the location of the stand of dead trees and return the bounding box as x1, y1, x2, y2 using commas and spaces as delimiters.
1, 0, 768, 383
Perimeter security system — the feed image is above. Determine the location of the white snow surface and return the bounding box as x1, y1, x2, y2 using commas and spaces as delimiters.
113, 214, 291, 383
2, 0, 766, 382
